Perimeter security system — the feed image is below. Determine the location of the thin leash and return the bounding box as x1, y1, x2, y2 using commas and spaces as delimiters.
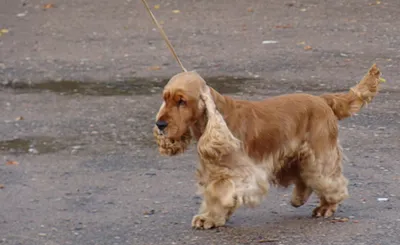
140, 0, 187, 72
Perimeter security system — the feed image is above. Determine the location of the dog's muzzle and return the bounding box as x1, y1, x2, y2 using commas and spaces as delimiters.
153, 125, 192, 156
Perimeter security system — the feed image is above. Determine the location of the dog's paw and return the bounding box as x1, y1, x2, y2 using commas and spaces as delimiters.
312, 203, 338, 218
191, 214, 225, 230
290, 196, 306, 208
290, 185, 312, 208
290, 193, 310, 208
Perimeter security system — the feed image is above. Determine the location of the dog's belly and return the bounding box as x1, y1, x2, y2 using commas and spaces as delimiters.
233, 162, 271, 208
232, 151, 304, 207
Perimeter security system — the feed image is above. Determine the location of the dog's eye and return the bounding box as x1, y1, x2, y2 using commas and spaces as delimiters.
177, 99, 186, 106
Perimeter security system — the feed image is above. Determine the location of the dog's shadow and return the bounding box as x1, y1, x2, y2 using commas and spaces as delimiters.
188, 189, 357, 243
191, 206, 358, 244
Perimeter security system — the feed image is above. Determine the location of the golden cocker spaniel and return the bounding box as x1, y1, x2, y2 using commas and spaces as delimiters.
153, 64, 382, 229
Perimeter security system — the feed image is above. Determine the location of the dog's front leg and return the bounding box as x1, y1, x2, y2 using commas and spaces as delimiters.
192, 179, 239, 229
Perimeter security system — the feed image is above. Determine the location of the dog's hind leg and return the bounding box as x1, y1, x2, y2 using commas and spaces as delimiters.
287, 143, 314, 208
291, 178, 313, 208
311, 172, 349, 218
302, 147, 349, 218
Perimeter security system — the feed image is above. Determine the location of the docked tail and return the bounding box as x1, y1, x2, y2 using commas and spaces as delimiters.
320, 64, 384, 120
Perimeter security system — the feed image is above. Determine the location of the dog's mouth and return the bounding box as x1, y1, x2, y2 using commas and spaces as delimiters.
153, 126, 192, 156
156, 128, 165, 136
154, 128, 180, 144
153, 126, 164, 138
154, 126, 184, 141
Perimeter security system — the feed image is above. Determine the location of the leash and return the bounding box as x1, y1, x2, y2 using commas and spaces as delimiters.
140, 0, 187, 72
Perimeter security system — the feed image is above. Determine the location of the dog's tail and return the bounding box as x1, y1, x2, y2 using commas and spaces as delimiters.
320, 64, 384, 120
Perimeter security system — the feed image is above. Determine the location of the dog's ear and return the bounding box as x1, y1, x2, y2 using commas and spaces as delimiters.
197, 86, 210, 113
200, 86, 217, 116
200, 85, 211, 99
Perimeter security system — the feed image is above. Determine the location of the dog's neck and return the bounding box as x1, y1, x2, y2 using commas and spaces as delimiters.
190, 87, 236, 141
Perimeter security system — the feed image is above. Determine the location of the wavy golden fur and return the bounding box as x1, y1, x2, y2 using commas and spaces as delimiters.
153, 64, 382, 229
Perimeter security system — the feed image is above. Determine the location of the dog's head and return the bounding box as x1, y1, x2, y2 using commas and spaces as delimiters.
153, 71, 208, 156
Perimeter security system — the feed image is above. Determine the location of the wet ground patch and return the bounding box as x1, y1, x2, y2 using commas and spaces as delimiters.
1, 76, 257, 96
0, 136, 69, 155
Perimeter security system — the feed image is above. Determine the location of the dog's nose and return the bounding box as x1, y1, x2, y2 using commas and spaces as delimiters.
156, 120, 168, 130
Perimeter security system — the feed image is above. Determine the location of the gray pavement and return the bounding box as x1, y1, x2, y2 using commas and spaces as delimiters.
1, 0, 400, 244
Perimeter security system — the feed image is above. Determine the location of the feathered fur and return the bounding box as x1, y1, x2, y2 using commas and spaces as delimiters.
320, 64, 381, 119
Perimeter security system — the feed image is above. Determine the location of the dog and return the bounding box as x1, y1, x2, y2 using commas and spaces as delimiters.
153, 64, 382, 229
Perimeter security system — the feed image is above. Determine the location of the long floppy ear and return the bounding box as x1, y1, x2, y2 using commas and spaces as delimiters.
197, 87, 241, 161
200, 86, 217, 116
193, 73, 209, 113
